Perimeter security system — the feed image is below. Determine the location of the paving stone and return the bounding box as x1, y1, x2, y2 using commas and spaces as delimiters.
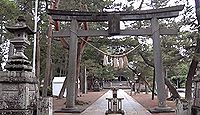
81, 89, 152, 115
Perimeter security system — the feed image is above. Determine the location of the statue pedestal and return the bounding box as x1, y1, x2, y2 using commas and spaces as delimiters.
0, 71, 38, 115
54, 107, 81, 113
38, 97, 53, 115
0, 16, 38, 115
149, 106, 175, 113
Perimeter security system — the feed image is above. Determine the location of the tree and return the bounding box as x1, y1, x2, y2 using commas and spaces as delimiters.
0, 0, 21, 70
52, 0, 115, 98
185, 0, 200, 101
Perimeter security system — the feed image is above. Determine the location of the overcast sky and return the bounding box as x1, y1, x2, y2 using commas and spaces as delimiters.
107, 0, 196, 44
113, 0, 195, 10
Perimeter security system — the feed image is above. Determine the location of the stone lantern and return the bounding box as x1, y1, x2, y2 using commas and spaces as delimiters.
0, 16, 38, 115
5, 16, 34, 71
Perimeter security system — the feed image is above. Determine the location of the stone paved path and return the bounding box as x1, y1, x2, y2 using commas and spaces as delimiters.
81, 89, 152, 115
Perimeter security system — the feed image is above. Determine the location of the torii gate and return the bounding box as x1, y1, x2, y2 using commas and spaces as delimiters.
47, 5, 184, 112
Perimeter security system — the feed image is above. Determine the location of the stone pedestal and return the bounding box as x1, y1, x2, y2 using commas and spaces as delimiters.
38, 97, 53, 115
0, 16, 38, 115
149, 106, 175, 113
0, 71, 38, 115
60, 107, 81, 113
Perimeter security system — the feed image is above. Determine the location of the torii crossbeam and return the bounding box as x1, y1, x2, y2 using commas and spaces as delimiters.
48, 5, 184, 21
47, 5, 184, 113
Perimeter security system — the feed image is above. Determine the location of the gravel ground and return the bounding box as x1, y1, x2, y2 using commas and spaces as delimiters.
53, 89, 176, 115
53, 89, 108, 115
128, 92, 176, 115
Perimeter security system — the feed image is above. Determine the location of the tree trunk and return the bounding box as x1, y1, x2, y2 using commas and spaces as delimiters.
36, 32, 40, 79
139, 52, 181, 99
152, 69, 156, 100
42, 18, 52, 97
185, 34, 200, 100
185, 60, 198, 100
145, 76, 148, 94
185, 0, 200, 100
42, 0, 60, 98
58, 51, 68, 98
58, 77, 67, 98
128, 66, 156, 94
0, 16, 4, 70
81, 66, 87, 94
164, 77, 180, 99
128, 60, 180, 100
58, 46, 82, 99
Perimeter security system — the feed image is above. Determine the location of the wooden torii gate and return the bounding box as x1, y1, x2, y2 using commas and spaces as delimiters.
47, 5, 184, 112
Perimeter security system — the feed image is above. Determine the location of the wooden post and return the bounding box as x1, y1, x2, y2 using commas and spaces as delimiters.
42, 15, 53, 97
145, 76, 148, 94
81, 66, 87, 94
152, 69, 155, 100
36, 32, 40, 79
65, 19, 79, 111
151, 17, 167, 108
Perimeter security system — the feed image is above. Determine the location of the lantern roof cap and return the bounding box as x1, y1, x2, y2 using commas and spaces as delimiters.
6, 16, 34, 35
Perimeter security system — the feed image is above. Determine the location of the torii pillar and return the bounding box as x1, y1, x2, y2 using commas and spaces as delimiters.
150, 17, 173, 112
61, 19, 80, 112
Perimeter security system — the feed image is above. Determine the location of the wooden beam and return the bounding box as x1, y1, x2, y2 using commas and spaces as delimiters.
50, 11, 180, 22
48, 5, 184, 16
47, 5, 184, 22
121, 11, 179, 21
53, 28, 178, 38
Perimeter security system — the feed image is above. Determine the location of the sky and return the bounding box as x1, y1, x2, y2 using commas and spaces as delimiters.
110, 0, 196, 29
2, 0, 197, 69
113, 0, 195, 9
108, 0, 197, 42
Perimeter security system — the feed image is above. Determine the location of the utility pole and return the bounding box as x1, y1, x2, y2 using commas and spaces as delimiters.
33, 0, 39, 74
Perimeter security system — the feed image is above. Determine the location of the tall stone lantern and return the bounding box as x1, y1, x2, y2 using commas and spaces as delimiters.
0, 16, 38, 115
